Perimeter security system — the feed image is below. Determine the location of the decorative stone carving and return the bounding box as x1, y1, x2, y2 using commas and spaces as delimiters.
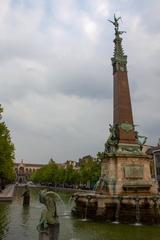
97, 151, 108, 159
117, 144, 141, 154
135, 131, 147, 150
96, 175, 109, 192
124, 165, 144, 179
105, 124, 118, 153
118, 123, 134, 133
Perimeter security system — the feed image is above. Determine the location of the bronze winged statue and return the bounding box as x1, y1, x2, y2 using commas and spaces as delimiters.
108, 14, 121, 31
108, 14, 126, 37
37, 190, 60, 240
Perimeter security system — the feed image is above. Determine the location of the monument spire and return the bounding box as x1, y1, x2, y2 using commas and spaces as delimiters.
112, 31, 127, 73
109, 14, 127, 73
105, 15, 139, 153
110, 15, 136, 145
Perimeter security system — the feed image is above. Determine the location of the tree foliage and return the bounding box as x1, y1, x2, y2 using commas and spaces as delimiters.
30, 156, 101, 189
79, 155, 101, 187
0, 105, 15, 183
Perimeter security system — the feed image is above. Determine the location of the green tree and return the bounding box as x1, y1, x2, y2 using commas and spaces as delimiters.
79, 156, 101, 188
55, 167, 65, 185
30, 161, 59, 185
64, 165, 80, 185
0, 105, 15, 186
31, 156, 101, 189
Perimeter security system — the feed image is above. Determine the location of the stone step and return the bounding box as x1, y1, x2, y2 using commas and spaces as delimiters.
0, 184, 15, 202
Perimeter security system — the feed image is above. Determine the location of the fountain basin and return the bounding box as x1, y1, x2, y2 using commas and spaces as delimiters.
72, 192, 160, 224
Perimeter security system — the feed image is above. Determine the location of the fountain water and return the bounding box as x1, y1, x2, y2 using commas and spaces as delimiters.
82, 198, 89, 221
113, 196, 123, 224
134, 196, 141, 226
72, 193, 98, 220
62, 196, 74, 219
2, 187, 160, 240
152, 196, 160, 224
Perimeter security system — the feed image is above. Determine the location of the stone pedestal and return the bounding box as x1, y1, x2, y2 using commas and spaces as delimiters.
101, 153, 158, 195
39, 224, 59, 240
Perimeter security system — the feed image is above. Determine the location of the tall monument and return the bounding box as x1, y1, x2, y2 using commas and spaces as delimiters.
100, 15, 157, 195
72, 16, 159, 224
105, 15, 141, 153
111, 16, 136, 145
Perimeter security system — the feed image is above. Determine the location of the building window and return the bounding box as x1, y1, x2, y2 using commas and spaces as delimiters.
157, 167, 160, 176
156, 154, 160, 167
19, 167, 24, 174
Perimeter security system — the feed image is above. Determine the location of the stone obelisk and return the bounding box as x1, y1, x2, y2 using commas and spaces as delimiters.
104, 15, 143, 154
112, 29, 136, 145
100, 15, 157, 195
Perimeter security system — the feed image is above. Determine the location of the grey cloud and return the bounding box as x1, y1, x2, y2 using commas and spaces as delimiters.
0, 0, 160, 163
46, 62, 112, 99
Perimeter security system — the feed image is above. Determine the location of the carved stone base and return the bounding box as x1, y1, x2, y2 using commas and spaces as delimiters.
101, 153, 158, 195
117, 143, 142, 155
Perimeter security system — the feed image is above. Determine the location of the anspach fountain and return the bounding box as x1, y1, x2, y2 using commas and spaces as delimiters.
72, 15, 160, 225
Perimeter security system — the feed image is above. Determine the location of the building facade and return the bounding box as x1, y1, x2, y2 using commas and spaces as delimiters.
154, 150, 160, 190
14, 160, 45, 183
146, 143, 160, 191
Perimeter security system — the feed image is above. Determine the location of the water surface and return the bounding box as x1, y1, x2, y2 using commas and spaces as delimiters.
0, 187, 160, 240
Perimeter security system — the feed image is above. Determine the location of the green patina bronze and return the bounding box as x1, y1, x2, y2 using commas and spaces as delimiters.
105, 124, 118, 153
118, 144, 141, 154
109, 14, 127, 72
135, 131, 147, 150
118, 123, 134, 133
97, 151, 108, 159
37, 190, 59, 234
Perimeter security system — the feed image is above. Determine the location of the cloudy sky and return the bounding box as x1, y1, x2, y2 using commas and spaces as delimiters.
0, 0, 160, 164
